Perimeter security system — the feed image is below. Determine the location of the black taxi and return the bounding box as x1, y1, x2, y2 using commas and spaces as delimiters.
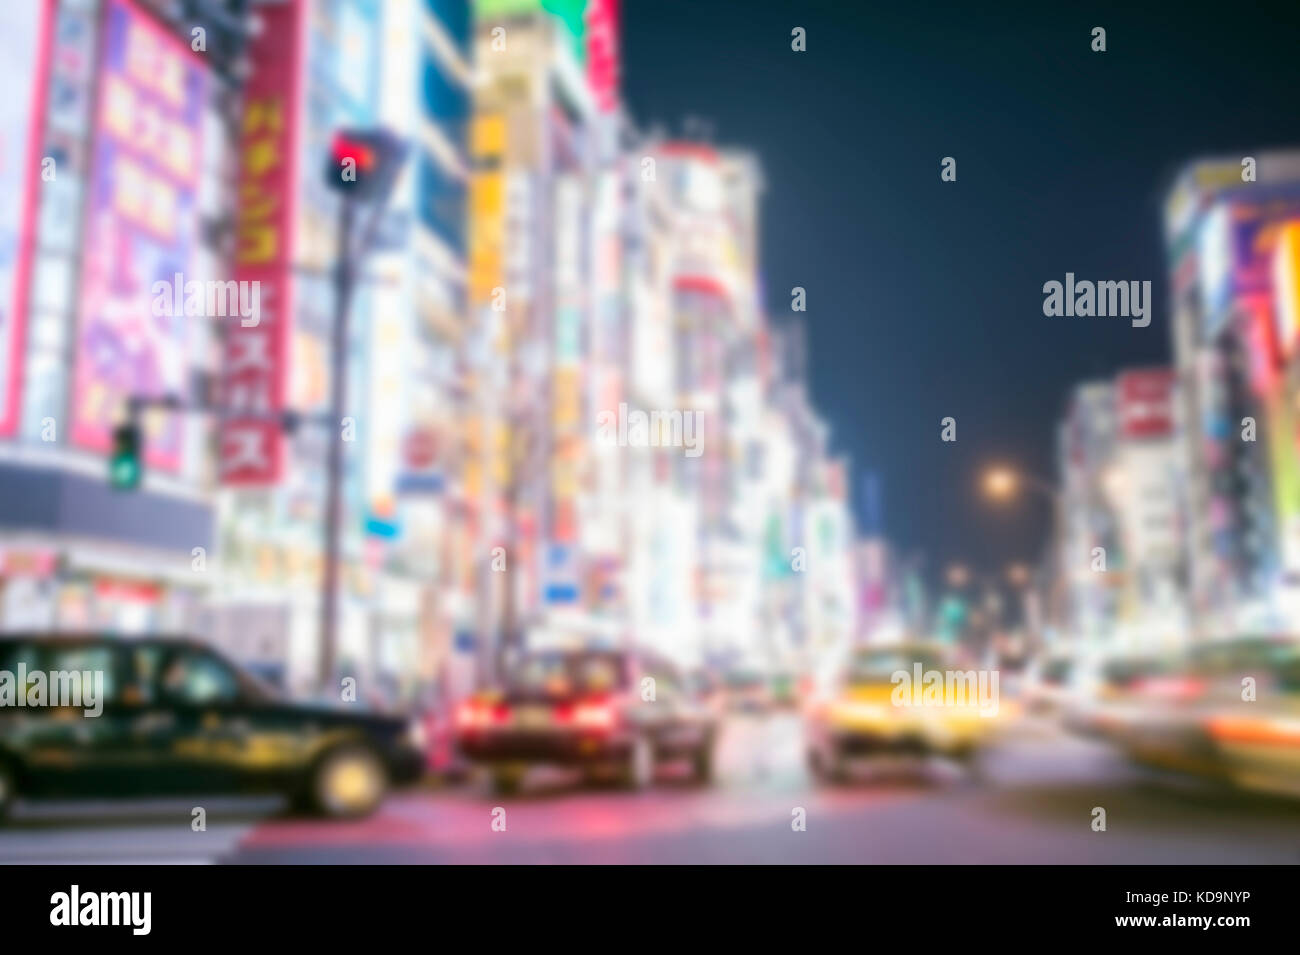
0, 634, 424, 819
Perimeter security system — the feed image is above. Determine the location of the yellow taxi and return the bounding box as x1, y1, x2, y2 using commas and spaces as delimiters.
804, 643, 1009, 783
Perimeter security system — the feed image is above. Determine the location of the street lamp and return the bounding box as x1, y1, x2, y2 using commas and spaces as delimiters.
984, 467, 1018, 501
946, 563, 971, 589
981, 464, 1065, 643
981, 464, 1060, 505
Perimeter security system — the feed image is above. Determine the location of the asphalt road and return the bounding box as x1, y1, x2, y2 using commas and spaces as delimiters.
4, 713, 1299, 864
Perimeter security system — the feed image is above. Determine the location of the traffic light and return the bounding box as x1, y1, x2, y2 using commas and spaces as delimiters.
179, 0, 256, 85
324, 129, 408, 201
109, 423, 142, 491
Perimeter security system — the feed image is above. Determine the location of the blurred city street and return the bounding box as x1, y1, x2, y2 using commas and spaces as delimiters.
4, 0, 1300, 877
5, 712, 1299, 864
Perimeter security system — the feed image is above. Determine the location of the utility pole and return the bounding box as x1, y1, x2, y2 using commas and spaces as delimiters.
316, 128, 409, 689
131, 126, 406, 690
318, 194, 356, 687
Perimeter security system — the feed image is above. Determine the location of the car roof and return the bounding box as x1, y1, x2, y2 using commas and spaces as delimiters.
1197, 634, 1299, 648
852, 642, 949, 659
0, 634, 209, 650
517, 646, 680, 671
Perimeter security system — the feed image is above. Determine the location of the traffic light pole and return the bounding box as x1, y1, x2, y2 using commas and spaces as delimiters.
125, 130, 404, 690
318, 194, 357, 689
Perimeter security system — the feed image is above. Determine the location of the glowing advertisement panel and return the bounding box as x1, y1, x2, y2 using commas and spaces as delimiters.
70, 0, 205, 469
219, 0, 305, 485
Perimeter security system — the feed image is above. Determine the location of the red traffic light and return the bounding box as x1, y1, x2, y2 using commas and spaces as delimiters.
331, 134, 377, 173
323, 128, 407, 198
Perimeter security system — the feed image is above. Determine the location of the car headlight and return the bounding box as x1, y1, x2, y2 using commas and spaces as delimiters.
834, 702, 887, 721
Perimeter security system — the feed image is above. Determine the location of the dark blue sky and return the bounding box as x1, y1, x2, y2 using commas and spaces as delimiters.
620, 0, 1300, 581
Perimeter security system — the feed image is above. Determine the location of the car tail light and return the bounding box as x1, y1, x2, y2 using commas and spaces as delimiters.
560, 699, 616, 731
1134, 676, 1205, 700
455, 700, 509, 731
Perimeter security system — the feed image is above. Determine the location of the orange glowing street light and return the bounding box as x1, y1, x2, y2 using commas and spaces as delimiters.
984, 467, 1018, 500
981, 465, 1060, 505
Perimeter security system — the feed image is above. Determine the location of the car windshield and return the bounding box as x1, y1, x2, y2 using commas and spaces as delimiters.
1101, 657, 1168, 687
1185, 637, 1300, 675
508, 652, 627, 696
1042, 659, 1073, 684
845, 648, 945, 685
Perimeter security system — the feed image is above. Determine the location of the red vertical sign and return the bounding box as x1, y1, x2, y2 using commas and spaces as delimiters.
0, 1, 53, 437
219, 0, 304, 485
1117, 368, 1175, 439
585, 0, 619, 113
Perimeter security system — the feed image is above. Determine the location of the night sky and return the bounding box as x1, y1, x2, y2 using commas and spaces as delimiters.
620, 0, 1300, 584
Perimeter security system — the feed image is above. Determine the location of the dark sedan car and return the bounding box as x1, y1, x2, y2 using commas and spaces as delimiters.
0, 635, 424, 820
455, 647, 717, 794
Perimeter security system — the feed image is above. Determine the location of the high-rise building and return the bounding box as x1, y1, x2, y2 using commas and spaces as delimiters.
466, 0, 621, 679
1109, 367, 1185, 652
208, 0, 471, 695
1164, 152, 1300, 635
1057, 380, 1120, 643
0, 0, 233, 635
361, 0, 471, 696
462, 1, 859, 679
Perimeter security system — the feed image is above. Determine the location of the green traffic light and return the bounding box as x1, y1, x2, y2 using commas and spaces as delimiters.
110, 456, 140, 490
109, 424, 142, 490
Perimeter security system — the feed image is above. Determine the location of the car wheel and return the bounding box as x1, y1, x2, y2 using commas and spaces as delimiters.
311, 746, 388, 819
491, 766, 525, 797
955, 747, 988, 787
807, 746, 840, 785
580, 767, 610, 789
621, 736, 654, 790
691, 738, 715, 784
0, 760, 14, 822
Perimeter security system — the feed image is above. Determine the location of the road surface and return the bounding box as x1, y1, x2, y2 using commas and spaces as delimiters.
3, 714, 1299, 863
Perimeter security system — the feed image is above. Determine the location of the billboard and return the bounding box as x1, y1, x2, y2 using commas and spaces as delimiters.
0, 1, 52, 437
1117, 368, 1175, 440
1266, 387, 1300, 577
218, 0, 305, 485
1229, 197, 1300, 300
550, 175, 582, 545
1274, 221, 1300, 358
366, 257, 407, 526
69, 0, 205, 469
1200, 196, 1300, 339
585, 0, 619, 112
467, 165, 503, 306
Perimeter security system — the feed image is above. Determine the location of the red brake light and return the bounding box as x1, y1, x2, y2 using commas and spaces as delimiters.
455, 700, 509, 731
453, 702, 475, 730
561, 699, 616, 731
1136, 676, 1206, 700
